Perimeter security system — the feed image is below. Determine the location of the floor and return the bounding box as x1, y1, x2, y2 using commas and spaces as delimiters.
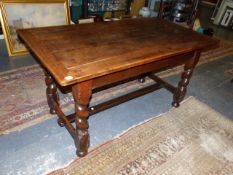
0, 5, 233, 175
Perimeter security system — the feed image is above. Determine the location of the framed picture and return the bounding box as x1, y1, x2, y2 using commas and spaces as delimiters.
0, 0, 71, 56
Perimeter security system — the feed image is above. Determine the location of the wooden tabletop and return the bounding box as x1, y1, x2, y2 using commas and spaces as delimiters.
18, 18, 219, 86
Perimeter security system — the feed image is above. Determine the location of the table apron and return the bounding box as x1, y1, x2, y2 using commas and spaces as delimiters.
92, 51, 195, 89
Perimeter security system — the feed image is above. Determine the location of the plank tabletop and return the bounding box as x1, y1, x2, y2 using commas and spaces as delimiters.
18, 18, 219, 86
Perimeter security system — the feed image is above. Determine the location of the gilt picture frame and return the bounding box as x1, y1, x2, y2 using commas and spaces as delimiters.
0, 0, 71, 56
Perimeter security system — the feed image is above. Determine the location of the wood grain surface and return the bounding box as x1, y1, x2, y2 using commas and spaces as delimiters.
18, 18, 219, 86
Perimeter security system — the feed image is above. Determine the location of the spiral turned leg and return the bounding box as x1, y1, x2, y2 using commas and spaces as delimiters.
72, 81, 92, 157
44, 71, 60, 114
172, 68, 193, 107
172, 51, 200, 107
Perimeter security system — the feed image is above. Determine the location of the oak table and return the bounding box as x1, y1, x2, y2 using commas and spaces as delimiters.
18, 18, 219, 157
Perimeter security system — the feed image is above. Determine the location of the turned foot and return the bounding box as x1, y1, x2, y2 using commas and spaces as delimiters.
138, 75, 147, 83
57, 118, 65, 127
138, 77, 146, 83
75, 129, 90, 157
172, 101, 180, 107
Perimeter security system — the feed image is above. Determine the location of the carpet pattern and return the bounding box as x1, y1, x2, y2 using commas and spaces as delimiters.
1, 38, 233, 135
48, 97, 233, 175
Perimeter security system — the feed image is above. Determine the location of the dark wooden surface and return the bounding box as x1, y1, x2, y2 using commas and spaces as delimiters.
18, 18, 218, 87
17, 18, 219, 157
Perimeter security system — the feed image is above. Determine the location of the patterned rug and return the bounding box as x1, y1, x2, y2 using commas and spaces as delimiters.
1, 38, 233, 135
48, 97, 233, 175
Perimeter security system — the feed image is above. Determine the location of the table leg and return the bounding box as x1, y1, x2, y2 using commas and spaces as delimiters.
138, 75, 146, 83
72, 81, 92, 157
172, 51, 200, 107
44, 71, 60, 114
